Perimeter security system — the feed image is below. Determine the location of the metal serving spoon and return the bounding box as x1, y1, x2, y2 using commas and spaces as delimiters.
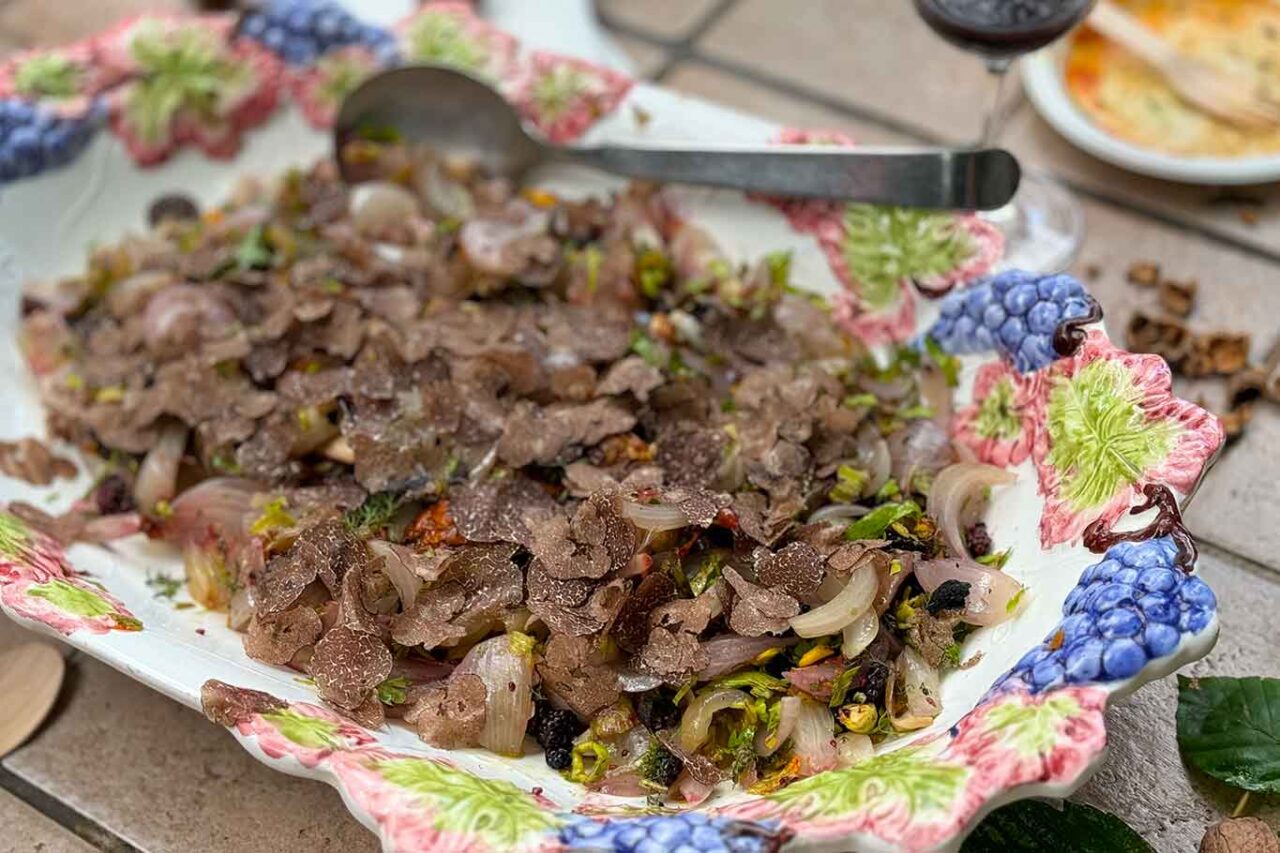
334, 65, 1020, 211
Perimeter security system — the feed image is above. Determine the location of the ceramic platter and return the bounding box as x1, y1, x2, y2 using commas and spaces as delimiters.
0, 4, 1225, 851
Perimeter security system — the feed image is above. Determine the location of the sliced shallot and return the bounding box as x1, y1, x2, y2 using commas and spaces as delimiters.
930, 462, 1015, 559
789, 561, 877, 638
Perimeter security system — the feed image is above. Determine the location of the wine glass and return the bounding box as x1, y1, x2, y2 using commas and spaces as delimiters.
914, 0, 1097, 273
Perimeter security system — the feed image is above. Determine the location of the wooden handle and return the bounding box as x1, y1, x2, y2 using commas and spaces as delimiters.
1088, 1, 1178, 69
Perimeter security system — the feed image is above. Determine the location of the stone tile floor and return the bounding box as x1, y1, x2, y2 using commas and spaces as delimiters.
2, 1, 1280, 851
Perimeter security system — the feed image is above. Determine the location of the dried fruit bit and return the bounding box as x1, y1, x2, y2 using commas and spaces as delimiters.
1126, 261, 1161, 287
1126, 311, 1191, 364
1159, 279, 1198, 318
925, 580, 970, 615
964, 522, 991, 558
836, 703, 877, 734
404, 500, 465, 548
1199, 817, 1280, 853
1184, 333, 1251, 378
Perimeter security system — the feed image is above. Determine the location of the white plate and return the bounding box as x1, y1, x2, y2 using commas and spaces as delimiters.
1021, 43, 1280, 185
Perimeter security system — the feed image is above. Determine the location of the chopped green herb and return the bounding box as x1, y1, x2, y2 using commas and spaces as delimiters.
899, 404, 935, 420
942, 642, 963, 669
234, 225, 274, 271
708, 670, 790, 699
376, 675, 412, 706
628, 330, 666, 368
828, 666, 861, 708
764, 250, 792, 287
320, 278, 344, 294
637, 741, 682, 790
874, 479, 902, 501
845, 500, 921, 541
153, 499, 174, 520
923, 336, 961, 387
1006, 587, 1026, 614
635, 248, 672, 299
828, 464, 870, 503
355, 122, 402, 143
977, 549, 1012, 570
842, 393, 878, 409
249, 496, 296, 537
343, 490, 403, 537
687, 552, 724, 597
146, 573, 183, 600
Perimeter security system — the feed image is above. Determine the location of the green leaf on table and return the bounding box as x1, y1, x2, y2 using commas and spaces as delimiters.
1176, 675, 1280, 793
961, 800, 1152, 852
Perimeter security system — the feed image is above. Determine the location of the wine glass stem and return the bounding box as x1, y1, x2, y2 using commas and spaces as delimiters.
978, 58, 1013, 148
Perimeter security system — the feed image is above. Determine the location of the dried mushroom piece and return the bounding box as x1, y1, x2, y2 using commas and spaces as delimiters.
310, 624, 393, 710
537, 634, 621, 718
527, 562, 630, 636
391, 544, 522, 649
449, 477, 557, 546
722, 566, 799, 637
637, 626, 708, 683
244, 605, 323, 666
201, 680, 287, 726
756, 541, 824, 599
612, 572, 677, 653
405, 674, 488, 749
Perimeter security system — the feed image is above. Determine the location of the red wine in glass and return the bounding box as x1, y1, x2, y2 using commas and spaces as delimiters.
914, 0, 1096, 60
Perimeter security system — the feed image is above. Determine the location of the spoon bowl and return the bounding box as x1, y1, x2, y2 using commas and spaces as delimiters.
334, 64, 1021, 210
336, 65, 544, 183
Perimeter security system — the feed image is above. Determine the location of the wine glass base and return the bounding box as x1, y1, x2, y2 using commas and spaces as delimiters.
982, 169, 1085, 274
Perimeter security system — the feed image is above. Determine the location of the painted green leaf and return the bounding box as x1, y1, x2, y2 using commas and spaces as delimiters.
974, 377, 1021, 442
962, 800, 1152, 852
373, 757, 562, 848
405, 12, 487, 72
261, 708, 344, 750
1045, 359, 1177, 511
982, 693, 1081, 757
1176, 675, 1280, 793
764, 745, 967, 820
29, 578, 113, 618
842, 206, 973, 310
124, 24, 249, 144
532, 65, 588, 121
15, 54, 82, 99
0, 512, 32, 560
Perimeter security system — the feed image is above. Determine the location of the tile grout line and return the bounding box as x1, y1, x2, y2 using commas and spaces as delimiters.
604, 18, 1280, 268
601, 0, 741, 83
1195, 538, 1280, 582
0, 764, 141, 853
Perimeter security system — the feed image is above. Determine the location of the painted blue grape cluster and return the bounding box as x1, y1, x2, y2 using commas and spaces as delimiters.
559, 813, 782, 853
996, 537, 1215, 695
925, 270, 1092, 373
237, 0, 397, 66
0, 99, 103, 184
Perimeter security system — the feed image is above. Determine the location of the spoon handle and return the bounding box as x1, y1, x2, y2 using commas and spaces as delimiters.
561, 143, 1020, 211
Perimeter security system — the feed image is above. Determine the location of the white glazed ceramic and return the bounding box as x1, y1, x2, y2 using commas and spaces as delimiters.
0, 5, 1225, 852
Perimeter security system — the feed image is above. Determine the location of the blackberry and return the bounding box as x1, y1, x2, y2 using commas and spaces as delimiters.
634, 689, 680, 732
545, 747, 572, 771
964, 522, 992, 558
924, 270, 1093, 373
533, 703, 584, 752
847, 658, 890, 707
92, 473, 135, 515
926, 579, 971, 615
